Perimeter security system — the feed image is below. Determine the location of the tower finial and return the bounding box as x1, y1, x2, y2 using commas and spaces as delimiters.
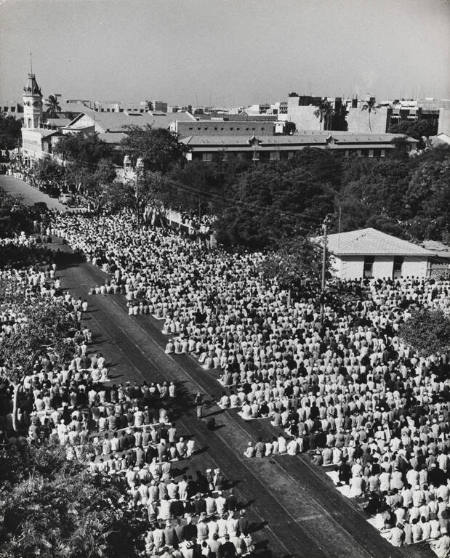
29, 50, 33, 74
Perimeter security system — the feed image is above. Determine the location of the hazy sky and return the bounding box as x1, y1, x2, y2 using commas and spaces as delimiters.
1, 0, 449, 106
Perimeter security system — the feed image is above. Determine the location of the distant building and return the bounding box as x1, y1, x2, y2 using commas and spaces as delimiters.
323, 228, 435, 279
21, 73, 59, 162
64, 107, 196, 145
281, 95, 346, 132
438, 107, 450, 135
0, 101, 24, 118
347, 106, 389, 134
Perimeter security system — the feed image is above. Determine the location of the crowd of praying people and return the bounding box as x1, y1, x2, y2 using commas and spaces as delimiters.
47, 211, 450, 555
0, 235, 260, 557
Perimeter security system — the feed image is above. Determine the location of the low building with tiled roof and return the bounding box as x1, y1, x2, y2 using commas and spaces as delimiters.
180, 131, 417, 162
316, 228, 435, 279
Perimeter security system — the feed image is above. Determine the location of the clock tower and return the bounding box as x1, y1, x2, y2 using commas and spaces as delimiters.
23, 73, 43, 129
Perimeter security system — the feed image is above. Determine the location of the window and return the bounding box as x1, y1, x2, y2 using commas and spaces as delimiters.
363, 257, 374, 278
202, 153, 213, 162
373, 149, 381, 157
380, 149, 386, 158
269, 152, 280, 161
393, 257, 404, 279
368, 149, 374, 158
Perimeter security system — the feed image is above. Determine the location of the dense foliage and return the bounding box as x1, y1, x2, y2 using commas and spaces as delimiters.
120, 124, 188, 173
0, 444, 139, 558
0, 113, 22, 150
399, 308, 450, 357
259, 234, 329, 297
53, 132, 113, 166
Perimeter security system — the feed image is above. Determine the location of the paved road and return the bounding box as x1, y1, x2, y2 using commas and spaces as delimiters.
53, 250, 426, 558
0, 175, 67, 211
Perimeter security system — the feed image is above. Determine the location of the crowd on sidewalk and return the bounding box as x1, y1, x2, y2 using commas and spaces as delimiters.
48, 212, 450, 555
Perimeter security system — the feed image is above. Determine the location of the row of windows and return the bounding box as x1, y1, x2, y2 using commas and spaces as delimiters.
188, 126, 265, 132
2, 106, 23, 113
198, 149, 386, 162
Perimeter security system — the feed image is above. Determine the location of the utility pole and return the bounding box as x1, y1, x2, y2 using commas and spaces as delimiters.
135, 157, 144, 227
320, 215, 330, 323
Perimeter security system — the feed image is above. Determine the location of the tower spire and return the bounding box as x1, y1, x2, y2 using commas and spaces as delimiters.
29, 50, 33, 74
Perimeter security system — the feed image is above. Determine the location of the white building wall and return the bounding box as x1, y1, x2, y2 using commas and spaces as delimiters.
372, 257, 393, 279
402, 257, 429, 278
287, 106, 322, 131
67, 114, 99, 132
346, 107, 388, 134
338, 257, 364, 279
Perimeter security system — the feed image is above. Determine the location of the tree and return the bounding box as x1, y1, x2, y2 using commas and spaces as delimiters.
399, 308, 450, 357
389, 119, 438, 142
0, 296, 76, 432
361, 97, 377, 132
54, 132, 113, 166
259, 234, 327, 300
215, 162, 335, 250
121, 124, 188, 173
0, 113, 22, 150
102, 181, 136, 213
314, 98, 335, 131
45, 94, 61, 119
0, 445, 141, 558
33, 158, 65, 189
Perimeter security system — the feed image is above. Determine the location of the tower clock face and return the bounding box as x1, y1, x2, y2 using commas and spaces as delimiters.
33, 101, 40, 108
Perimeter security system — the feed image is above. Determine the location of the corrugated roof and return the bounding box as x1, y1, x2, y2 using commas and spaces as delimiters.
323, 228, 434, 257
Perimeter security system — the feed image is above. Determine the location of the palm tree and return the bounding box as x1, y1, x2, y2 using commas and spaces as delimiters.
45, 94, 61, 118
314, 99, 335, 131
361, 97, 377, 132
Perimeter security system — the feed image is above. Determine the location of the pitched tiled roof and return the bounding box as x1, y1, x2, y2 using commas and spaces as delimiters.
66, 108, 195, 134
421, 240, 450, 258
181, 132, 411, 147
323, 228, 434, 257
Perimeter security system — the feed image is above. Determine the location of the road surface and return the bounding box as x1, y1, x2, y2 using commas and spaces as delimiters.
0, 174, 67, 211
